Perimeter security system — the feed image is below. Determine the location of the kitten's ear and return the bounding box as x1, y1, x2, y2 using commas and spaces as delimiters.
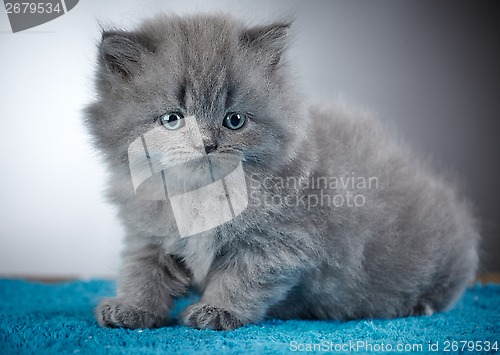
240, 21, 291, 69
99, 30, 155, 80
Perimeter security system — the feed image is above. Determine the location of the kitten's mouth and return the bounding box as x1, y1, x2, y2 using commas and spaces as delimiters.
160, 155, 242, 193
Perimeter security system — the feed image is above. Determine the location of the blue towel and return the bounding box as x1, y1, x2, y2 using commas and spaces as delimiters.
0, 279, 498, 354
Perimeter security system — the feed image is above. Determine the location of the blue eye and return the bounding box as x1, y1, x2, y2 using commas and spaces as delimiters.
161, 112, 185, 130
223, 113, 246, 130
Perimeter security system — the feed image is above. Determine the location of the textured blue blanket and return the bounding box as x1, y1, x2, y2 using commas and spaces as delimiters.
0, 280, 498, 354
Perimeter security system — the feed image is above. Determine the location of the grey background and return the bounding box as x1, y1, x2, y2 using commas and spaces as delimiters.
0, 0, 498, 277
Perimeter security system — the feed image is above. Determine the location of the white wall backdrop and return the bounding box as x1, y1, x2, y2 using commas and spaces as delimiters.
1, 0, 498, 278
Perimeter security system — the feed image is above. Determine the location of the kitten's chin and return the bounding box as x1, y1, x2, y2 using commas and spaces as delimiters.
159, 154, 242, 192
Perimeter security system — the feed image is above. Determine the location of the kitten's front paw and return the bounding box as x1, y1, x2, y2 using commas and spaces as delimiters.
181, 303, 244, 330
96, 298, 167, 329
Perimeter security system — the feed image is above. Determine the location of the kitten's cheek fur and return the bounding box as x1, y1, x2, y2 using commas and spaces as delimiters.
181, 303, 245, 330
95, 297, 168, 329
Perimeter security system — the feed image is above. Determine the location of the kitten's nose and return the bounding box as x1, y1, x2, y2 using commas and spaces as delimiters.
204, 143, 218, 154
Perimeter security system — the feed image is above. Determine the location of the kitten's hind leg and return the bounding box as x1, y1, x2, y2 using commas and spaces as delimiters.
96, 241, 191, 329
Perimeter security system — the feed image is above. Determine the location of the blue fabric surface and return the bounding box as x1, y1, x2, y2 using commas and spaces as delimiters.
0, 279, 498, 354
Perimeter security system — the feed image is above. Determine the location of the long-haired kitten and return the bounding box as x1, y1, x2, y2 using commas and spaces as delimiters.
85, 14, 479, 330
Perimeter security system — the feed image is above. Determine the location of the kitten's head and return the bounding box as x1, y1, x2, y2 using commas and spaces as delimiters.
86, 14, 305, 192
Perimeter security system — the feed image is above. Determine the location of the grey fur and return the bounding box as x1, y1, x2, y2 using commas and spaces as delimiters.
85, 14, 479, 330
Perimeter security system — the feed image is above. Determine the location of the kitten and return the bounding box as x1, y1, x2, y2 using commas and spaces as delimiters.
85, 14, 479, 330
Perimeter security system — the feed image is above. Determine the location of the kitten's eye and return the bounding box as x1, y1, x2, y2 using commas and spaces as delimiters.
223, 113, 246, 130
161, 112, 185, 130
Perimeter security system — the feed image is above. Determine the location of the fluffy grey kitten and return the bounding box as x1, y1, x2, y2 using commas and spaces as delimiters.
86, 14, 479, 330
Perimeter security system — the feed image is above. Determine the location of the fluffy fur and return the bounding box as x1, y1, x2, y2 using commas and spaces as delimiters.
85, 14, 479, 330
